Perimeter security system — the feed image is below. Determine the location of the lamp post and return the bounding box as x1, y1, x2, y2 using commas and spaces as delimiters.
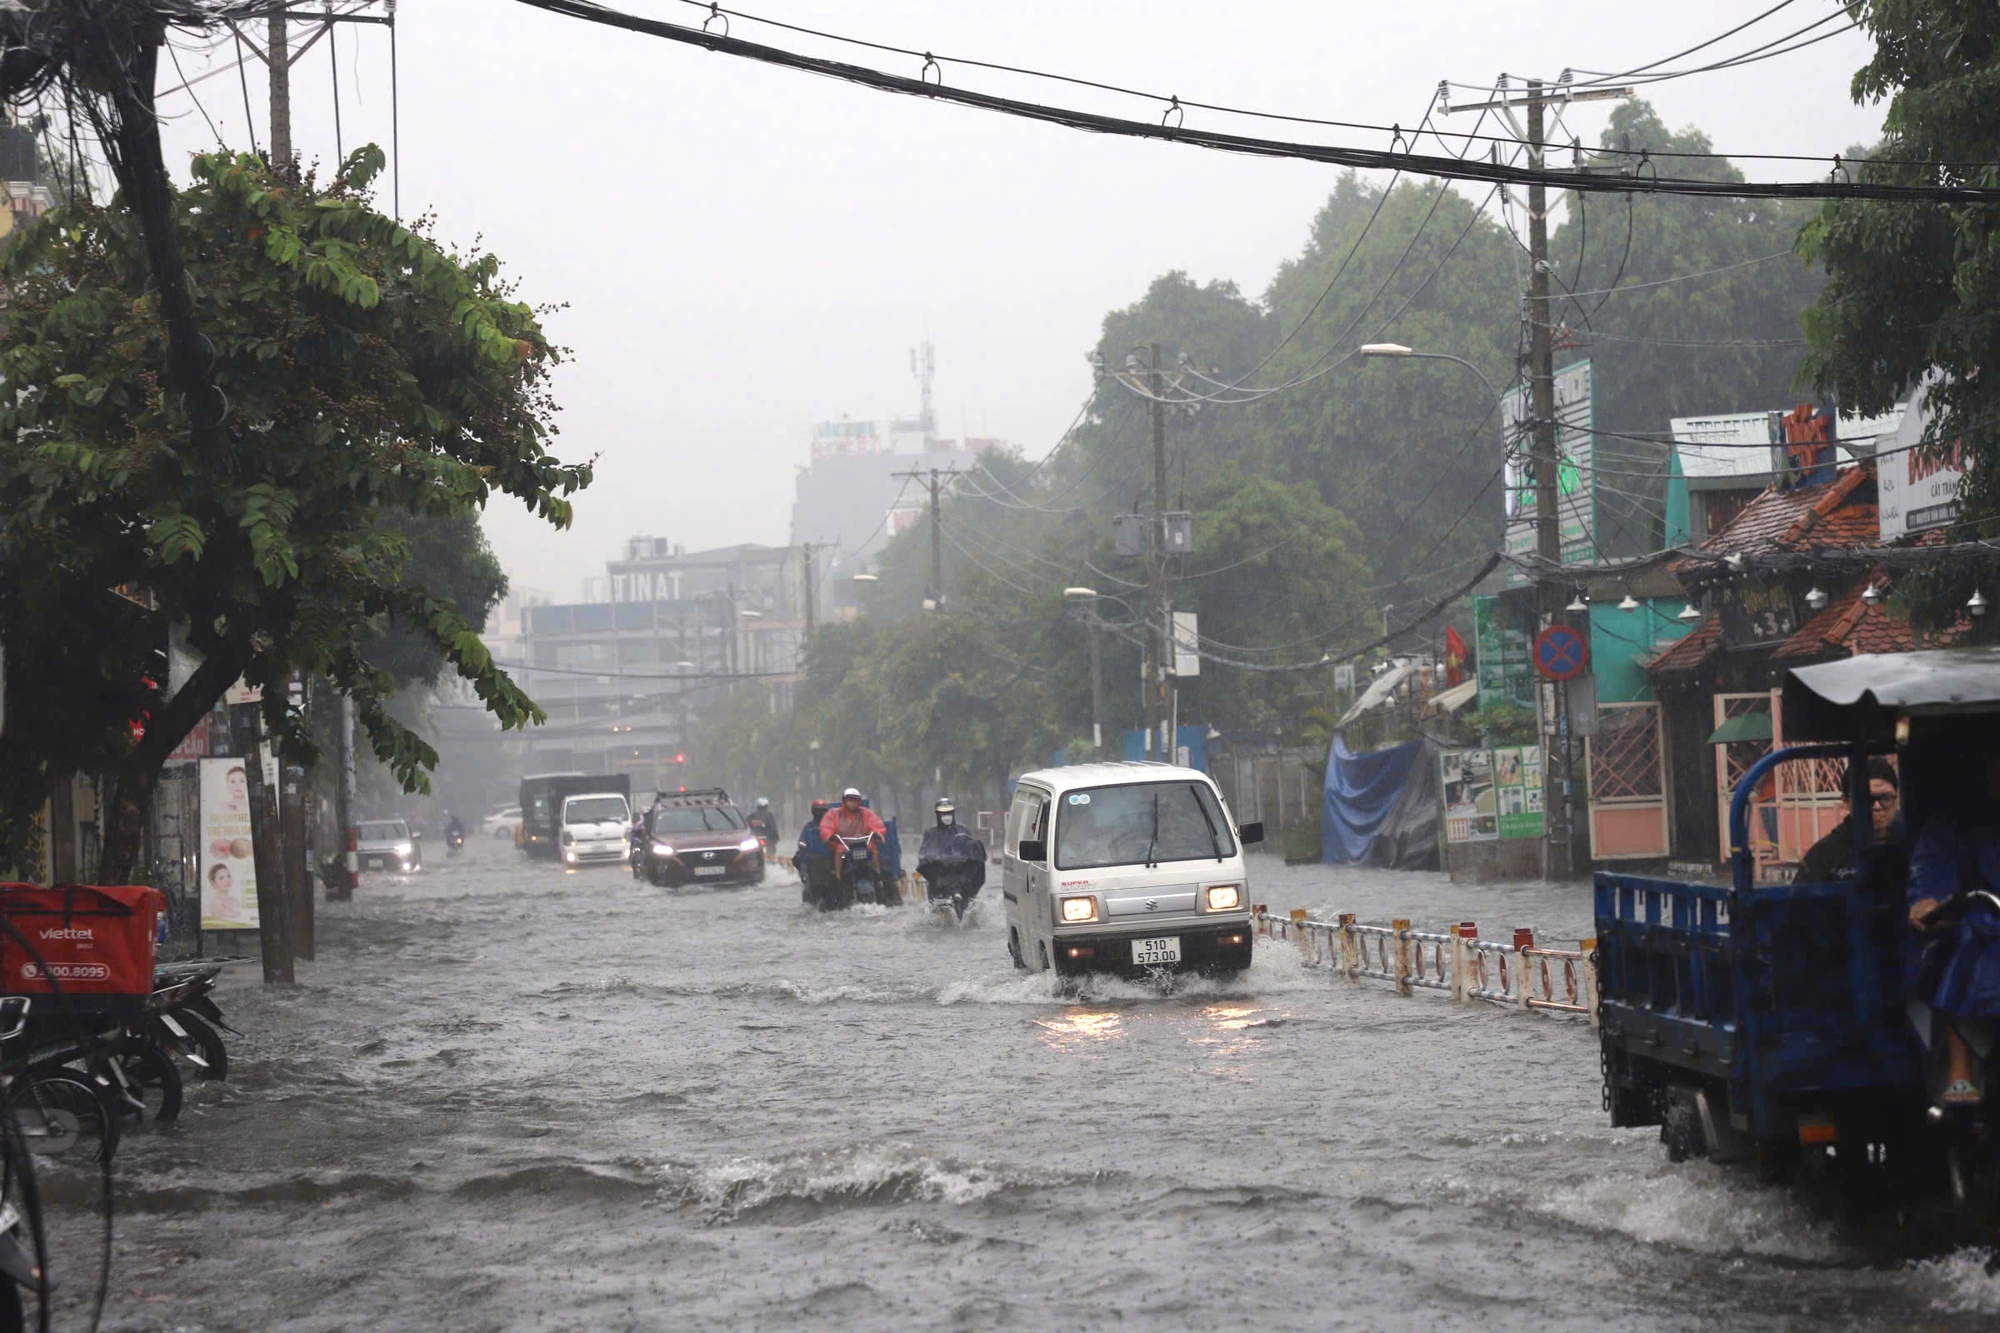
1065, 587, 1104, 757
1358, 343, 1500, 402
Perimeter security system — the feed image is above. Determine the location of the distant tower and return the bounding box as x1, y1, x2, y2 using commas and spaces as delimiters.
909, 339, 937, 441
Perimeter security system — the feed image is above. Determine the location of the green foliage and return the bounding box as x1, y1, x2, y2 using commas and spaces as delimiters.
0, 147, 588, 869
1474, 700, 1540, 747
1800, 2, 2000, 630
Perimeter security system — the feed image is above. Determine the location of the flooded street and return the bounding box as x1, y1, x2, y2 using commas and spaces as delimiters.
50, 840, 2000, 1330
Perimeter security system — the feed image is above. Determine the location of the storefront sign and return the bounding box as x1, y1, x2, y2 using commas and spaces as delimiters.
1720, 579, 1800, 645
1879, 378, 1963, 540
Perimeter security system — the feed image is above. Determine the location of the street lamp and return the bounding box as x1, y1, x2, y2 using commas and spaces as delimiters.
1065, 587, 1105, 756
1358, 343, 1500, 401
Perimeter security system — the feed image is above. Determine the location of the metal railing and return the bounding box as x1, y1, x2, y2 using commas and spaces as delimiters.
1253, 907, 1598, 1024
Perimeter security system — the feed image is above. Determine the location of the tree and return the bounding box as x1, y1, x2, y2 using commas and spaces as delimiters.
1800, 1, 2000, 628
0, 147, 590, 879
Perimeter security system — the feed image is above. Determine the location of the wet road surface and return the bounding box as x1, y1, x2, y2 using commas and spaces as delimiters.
41, 839, 2000, 1329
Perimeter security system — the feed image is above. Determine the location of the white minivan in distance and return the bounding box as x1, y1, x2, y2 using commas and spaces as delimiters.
558, 792, 633, 868
1001, 762, 1263, 977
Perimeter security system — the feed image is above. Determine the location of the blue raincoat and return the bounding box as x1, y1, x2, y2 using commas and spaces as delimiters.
1908, 805, 2000, 1017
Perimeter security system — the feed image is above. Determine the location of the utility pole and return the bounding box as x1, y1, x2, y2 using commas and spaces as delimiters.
1445, 75, 1629, 881
268, 9, 291, 170
336, 692, 357, 900
892, 466, 959, 610
1525, 81, 1570, 882
800, 543, 819, 644
1147, 344, 1169, 761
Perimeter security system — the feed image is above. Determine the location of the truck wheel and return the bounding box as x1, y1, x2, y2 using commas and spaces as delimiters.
1008, 931, 1025, 971
1661, 1089, 1705, 1163
1037, 941, 1051, 973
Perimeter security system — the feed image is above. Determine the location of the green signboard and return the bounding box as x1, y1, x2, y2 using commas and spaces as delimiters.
1473, 594, 1536, 709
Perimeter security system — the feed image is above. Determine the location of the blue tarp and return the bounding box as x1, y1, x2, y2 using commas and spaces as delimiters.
1322, 733, 1424, 865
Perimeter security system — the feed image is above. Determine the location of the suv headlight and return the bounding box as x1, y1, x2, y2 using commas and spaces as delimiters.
395, 842, 415, 856
738, 837, 761, 852
1205, 884, 1241, 911
651, 843, 675, 856
1059, 896, 1098, 924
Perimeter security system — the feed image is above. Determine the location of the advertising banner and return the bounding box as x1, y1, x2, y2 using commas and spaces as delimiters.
199, 756, 259, 930
1473, 594, 1536, 708
1441, 750, 1498, 844
1501, 359, 1595, 585
1442, 747, 1545, 844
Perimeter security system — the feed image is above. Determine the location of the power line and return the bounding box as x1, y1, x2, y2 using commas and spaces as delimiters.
505, 0, 2000, 203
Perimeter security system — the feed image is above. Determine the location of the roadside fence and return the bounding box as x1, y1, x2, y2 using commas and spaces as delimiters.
1252, 907, 1598, 1024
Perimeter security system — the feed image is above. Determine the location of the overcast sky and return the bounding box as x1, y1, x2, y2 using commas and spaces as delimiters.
157, 1, 1885, 602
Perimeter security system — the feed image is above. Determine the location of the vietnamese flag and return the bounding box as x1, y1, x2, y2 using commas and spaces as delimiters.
1444, 625, 1470, 687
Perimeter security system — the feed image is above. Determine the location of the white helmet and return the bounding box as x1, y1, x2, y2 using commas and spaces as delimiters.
842, 787, 862, 799
755, 797, 770, 808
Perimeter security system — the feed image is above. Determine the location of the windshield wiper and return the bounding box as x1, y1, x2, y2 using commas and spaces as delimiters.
1144, 792, 1160, 869
1192, 784, 1224, 861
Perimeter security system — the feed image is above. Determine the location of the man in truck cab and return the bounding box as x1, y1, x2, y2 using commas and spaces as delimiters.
820, 788, 886, 879
1793, 759, 1903, 886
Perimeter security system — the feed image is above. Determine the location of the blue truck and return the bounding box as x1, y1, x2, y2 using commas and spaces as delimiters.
1595, 647, 2000, 1235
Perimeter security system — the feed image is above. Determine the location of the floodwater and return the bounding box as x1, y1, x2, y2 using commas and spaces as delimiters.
39, 838, 2000, 1330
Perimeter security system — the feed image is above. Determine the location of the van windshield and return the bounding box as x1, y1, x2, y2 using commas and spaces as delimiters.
358, 821, 408, 841
563, 797, 629, 824
1054, 781, 1234, 870
651, 805, 744, 833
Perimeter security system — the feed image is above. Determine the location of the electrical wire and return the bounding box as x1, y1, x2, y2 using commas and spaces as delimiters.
505, 0, 2000, 204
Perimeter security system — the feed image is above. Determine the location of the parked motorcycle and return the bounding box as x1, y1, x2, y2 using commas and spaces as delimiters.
0, 995, 55, 1330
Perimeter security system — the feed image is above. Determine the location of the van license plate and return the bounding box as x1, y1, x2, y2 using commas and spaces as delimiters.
694, 866, 727, 877
1131, 937, 1181, 966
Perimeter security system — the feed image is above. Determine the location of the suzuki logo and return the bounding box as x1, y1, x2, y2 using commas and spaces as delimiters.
1144, 898, 1159, 912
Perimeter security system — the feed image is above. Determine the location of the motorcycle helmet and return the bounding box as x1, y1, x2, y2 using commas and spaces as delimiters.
755, 797, 770, 809
934, 797, 955, 826
842, 787, 862, 801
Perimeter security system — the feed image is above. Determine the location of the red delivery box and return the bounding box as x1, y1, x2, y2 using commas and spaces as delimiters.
0, 884, 164, 998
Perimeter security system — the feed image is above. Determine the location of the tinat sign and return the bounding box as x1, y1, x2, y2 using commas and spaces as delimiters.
1879, 376, 1966, 541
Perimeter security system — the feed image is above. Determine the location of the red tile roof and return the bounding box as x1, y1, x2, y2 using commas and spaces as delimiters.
1646, 613, 1722, 676
1674, 465, 1878, 576
1772, 572, 1968, 662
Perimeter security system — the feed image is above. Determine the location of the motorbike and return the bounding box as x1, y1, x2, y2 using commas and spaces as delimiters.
445, 826, 466, 857
834, 835, 881, 907
0, 995, 54, 1330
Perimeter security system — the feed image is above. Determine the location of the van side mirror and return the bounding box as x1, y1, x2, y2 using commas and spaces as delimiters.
1237, 822, 1264, 846
1018, 839, 1047, 863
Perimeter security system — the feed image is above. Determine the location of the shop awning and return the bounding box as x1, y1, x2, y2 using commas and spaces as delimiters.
1706, 712, 1772, 744
1428, 679, 1478, 715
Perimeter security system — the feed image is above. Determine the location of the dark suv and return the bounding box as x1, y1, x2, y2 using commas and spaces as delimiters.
633, 790, 765, 887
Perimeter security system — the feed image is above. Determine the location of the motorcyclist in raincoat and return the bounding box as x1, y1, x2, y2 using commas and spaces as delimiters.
793, 799, 835, 908
819, 788, 886, 881
745, 797, 780, 852
916, 797, 986, 918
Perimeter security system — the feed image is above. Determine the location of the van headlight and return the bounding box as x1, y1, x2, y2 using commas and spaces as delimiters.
561, 831, 575, 846
395, 842, 414, 856
1059, 896, 1098, 924
1205, 884, 1241, 911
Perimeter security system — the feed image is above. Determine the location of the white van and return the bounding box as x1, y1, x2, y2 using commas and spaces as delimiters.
558, 792, 632, 867
1001, 762, 1263, 977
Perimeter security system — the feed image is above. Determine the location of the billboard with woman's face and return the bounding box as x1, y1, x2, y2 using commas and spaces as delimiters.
200, 756, 259, 930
